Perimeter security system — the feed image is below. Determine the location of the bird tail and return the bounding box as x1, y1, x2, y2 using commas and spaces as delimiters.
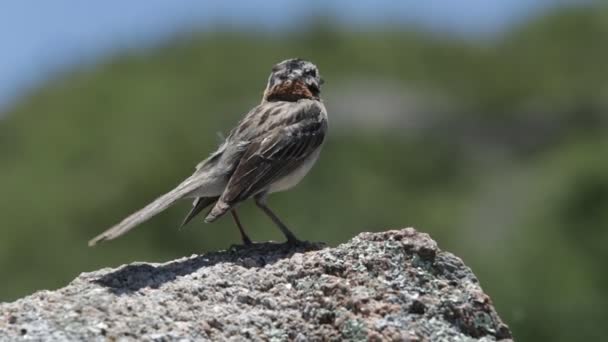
88, 176, 203, 246
180, 196, 218, 228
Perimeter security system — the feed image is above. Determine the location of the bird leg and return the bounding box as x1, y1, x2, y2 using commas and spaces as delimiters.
230, 210, 253, 246
254, 194, 302, 245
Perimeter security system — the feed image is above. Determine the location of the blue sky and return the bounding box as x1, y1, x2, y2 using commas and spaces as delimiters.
0, 0, 585, 111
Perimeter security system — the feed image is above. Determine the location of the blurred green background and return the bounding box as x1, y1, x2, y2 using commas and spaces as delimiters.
1, 2, 607, 341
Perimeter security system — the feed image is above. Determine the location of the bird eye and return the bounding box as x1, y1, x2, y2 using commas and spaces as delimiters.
306, 69, 317, 77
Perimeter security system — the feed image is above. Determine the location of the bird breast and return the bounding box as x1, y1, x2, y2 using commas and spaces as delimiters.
268, 147, 322, 193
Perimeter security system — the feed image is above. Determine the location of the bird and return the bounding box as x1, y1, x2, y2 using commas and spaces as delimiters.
88, 58, 327, 247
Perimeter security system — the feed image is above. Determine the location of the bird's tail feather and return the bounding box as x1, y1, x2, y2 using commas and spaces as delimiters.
88, 176, 203, 246
180, 196, 218, 228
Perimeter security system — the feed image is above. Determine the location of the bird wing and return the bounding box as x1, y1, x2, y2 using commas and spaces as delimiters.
89, 100, 326, 245
205, 109, 327, 221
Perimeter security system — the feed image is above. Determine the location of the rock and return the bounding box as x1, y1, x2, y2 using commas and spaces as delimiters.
0, 228, 512, 341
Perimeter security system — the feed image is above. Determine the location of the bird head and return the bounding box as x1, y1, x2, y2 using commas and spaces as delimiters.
263, 58, 323, 102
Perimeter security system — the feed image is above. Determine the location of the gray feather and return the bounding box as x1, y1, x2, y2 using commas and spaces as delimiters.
88, 175, 211, 246
205, 100, 327, 222
180, 196, 218, 228
88, 94, 326, 246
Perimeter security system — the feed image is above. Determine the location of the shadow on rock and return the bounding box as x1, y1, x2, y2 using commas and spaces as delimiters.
2, 228, 513, 341
92, 241, 325, 294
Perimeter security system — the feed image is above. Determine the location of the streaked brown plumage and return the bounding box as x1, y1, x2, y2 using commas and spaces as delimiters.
88, 58, 327, 247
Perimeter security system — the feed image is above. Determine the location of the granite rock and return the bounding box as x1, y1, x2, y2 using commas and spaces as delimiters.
0, 228, 512, 341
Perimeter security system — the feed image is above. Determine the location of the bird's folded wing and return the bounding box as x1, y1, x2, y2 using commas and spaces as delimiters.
219, 118, 327, 205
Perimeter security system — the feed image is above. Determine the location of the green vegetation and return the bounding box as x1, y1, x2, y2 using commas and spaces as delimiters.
1, 6, 607, 341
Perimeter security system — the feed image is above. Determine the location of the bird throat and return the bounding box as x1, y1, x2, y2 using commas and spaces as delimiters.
264, 80, 318, 102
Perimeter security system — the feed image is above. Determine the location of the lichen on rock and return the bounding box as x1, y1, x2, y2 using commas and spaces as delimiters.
0, 228, 512, 341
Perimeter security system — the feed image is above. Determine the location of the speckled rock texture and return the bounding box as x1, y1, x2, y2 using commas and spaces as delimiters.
0, 228, 512, 341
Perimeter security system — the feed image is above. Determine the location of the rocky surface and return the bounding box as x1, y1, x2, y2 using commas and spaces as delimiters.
0, 228, 512, 341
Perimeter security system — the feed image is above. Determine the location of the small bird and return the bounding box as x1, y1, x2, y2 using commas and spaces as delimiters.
89, 58, 327, 247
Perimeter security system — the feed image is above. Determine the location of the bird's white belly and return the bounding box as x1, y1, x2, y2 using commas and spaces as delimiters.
268, 148, 322, 193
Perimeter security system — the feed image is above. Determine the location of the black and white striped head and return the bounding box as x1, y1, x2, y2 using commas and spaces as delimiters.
264, 58, 323, 101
